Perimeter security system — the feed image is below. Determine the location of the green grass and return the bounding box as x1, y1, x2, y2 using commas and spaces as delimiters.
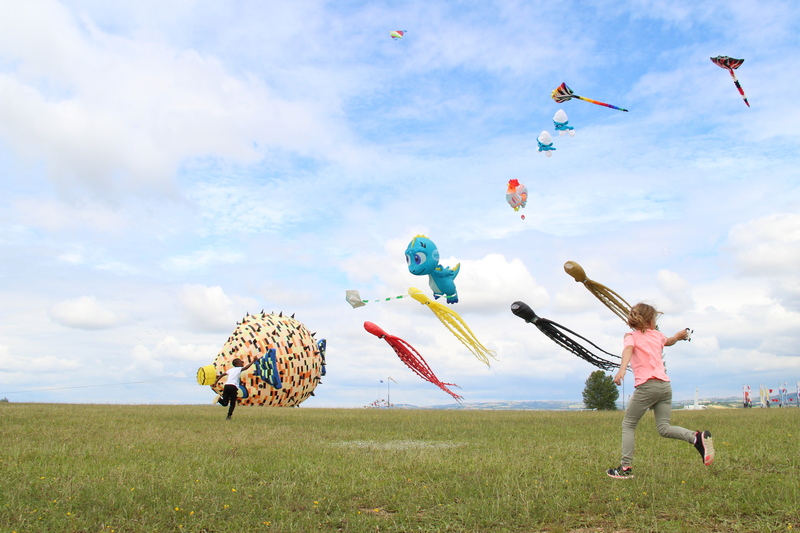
1, 404, 798, 532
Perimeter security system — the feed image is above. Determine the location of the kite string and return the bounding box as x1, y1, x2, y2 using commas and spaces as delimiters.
0, 377, 188, 396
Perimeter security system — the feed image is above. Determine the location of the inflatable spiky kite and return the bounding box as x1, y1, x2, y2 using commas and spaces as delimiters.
197, 311, 325, 407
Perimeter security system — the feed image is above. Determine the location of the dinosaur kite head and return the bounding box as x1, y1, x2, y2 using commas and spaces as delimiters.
405, 235, 440, 276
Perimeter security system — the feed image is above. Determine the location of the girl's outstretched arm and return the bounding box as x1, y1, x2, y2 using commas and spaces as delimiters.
665, 329, 689, 346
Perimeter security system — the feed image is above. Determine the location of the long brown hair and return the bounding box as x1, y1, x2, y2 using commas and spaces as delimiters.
627, 302, 662, 333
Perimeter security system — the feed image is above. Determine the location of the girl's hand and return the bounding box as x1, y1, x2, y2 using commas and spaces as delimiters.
613, 371, 625, 386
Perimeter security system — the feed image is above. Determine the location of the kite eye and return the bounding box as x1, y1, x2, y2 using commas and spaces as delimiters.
414, 252, 426, 265
405, 255, 410, 265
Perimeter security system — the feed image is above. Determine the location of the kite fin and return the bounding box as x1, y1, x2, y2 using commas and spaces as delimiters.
254, 348, 283, 389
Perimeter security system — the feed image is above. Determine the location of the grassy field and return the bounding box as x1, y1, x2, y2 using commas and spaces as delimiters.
0, 404, 798, 532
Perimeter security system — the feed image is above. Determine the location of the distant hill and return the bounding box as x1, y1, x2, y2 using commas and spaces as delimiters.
419, 400, 586, 411
383, 393, 800, 410
385, 400, 594, 410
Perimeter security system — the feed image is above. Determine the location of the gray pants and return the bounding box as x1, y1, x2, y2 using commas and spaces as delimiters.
621, 379, 695, 467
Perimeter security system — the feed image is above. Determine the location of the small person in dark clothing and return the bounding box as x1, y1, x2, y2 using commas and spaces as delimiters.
213, 357, 255, 420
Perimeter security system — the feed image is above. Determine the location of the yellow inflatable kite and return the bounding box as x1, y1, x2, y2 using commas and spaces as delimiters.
408, 287, 496, 367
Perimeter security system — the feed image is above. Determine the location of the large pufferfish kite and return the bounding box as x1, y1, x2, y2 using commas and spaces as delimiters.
196, 311, 326, 407
405, 235, 460, 304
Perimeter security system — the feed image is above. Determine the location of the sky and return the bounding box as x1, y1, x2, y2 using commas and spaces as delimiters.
1, 0, 799, 408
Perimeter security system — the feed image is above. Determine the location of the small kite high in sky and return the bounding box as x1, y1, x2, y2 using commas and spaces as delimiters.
510, 301, 620, 371
537, 130, 555, 156
364, 321, 463, 401
506, 179, 528, 219
564, 261, 631, 323
390, 30, 406, 40
553, 109, 575, 137
408, 287, 497, 367
710, 56, 750, 107
551, 82, 628, 112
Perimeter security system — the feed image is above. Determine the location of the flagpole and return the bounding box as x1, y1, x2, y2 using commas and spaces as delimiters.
387, 377, 391, 408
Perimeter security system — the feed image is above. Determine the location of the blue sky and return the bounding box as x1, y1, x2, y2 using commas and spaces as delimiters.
1, 0, 798, 407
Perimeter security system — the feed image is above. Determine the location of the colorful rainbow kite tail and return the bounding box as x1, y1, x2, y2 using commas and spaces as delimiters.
573, 95, 628, 112
551, 82, 628, 112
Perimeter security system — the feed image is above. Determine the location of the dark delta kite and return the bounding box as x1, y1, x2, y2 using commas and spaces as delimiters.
710, 56, 750, 107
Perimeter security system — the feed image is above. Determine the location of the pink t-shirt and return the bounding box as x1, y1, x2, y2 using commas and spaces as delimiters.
623, 329, 670, 387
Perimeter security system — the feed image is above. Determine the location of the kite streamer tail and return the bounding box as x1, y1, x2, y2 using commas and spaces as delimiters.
369, 295, 408, 303
574, 95, 628, 112
365, 321, 463, 401
346, 289, 409, 308
727, 70, 750, 107
408, 288, 497, 367
388, 335, 464, 401
540, 320, 620, 371
564, 262, 631, 322
584, 281, 632, 323
510, 301, 620, 371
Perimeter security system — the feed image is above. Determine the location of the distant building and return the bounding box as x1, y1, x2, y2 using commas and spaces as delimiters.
682, 387, 707, 410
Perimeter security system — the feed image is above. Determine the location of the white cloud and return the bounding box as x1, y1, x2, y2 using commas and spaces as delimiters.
0, 0, 344, 199
49, 296, 126, 329
0, 343, 82, 380
729, 213, 800, 276
161, 249, 246, 273
14, 197, 129, 233
455, 254, 549, 314
728, 213, 800, 311
124, 335, 218, 376
179, 284, 258, 332
0, 345, 12, 374
656, 269, 693, 313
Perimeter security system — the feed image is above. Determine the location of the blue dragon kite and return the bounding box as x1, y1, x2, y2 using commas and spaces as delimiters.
405, 235, 460, 304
